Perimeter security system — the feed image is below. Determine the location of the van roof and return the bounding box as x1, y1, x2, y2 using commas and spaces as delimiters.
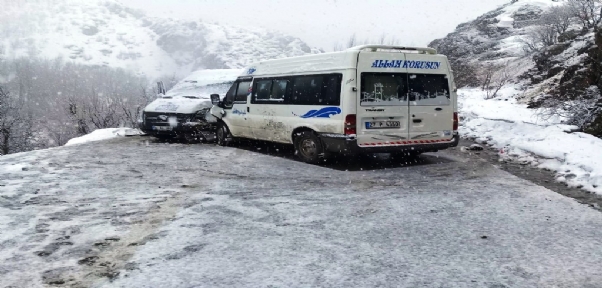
240, 45, 441, 77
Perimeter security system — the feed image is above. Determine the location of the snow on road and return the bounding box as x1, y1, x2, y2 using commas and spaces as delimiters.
1, 136, 602, 287
459, 87, 602, 195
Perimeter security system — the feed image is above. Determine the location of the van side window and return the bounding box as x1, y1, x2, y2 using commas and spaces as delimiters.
223, 83, 238, 108
235, 81, 251, 103
270, 80, 288, 101
254, 80, 273, 101
292, 76, 324, 105
250, 74, 341, 105
291, 74, 341, 105
321, 74, 342, 106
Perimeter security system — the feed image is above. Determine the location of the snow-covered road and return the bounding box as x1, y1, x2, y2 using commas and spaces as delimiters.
2, 136, 602, 287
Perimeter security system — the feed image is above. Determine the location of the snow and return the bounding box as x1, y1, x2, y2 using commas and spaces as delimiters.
64, 128, 140, 146
164, 69, 243, 98
495, 0, 560, 28
2, 126, 602, 287
459, 86, 602, 194
0, 1, 313, 79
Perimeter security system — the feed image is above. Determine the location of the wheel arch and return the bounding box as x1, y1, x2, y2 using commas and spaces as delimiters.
291, 126, 318, 143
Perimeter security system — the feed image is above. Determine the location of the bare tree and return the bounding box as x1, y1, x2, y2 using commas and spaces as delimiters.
346, 33, 357, 48
450, 60, 479, 88
537, 86, 602, 129
378, 33, 387, 45
480, 63, 512, 99
542, 5, 575, 35
520, 23, 562, 53
0, 86, 34, 155
0, 57, 155, 151
333, 33, 402, 51
567, 0, 602, 29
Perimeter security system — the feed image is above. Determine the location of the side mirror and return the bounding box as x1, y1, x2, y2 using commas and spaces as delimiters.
210, 94, 220, 105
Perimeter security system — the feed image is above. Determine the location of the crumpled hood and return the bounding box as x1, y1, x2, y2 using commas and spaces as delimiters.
143, 97, 213, 114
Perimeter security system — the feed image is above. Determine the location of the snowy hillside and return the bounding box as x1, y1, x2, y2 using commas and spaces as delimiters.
0, 0, 318, 79
430, 0, 602, 135
429, 0, 602, 194
429, 0, 560, 65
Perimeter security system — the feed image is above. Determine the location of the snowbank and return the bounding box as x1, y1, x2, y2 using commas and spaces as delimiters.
65, 128, 141, 146
459, 87, 602, 194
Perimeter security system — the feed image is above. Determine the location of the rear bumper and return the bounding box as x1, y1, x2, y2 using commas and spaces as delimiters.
319, 132, 460, 155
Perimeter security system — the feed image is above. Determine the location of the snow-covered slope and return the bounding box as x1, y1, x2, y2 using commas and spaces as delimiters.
429, 0, 602, 193
429, 0, 560, 65
0, 0, 318, 79
429, 0, 601, 131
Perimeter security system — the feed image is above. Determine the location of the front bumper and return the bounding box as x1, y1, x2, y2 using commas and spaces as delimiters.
139, 112, 216, 136
319, 133, 460, 155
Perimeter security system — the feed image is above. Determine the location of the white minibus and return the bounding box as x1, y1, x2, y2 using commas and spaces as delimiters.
210, 45, 459, 163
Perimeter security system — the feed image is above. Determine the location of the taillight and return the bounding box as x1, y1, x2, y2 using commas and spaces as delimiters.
345, 114, 356, 135
453, 112, 459, 131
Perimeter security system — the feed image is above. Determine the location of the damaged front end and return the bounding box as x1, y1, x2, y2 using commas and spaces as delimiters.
139, 108, 218, 142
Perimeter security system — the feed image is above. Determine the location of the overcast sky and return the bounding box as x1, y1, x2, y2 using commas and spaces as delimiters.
125, 0, 510, 51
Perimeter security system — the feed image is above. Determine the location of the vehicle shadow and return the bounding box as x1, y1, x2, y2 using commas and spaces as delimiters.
230, 139, 455, 172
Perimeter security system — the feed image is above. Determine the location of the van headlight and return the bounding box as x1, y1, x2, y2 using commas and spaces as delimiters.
195, 108, 210, 121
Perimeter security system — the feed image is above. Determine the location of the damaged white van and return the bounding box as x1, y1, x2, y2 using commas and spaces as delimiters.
138, 69, 243, 141
209, 45, 459, 163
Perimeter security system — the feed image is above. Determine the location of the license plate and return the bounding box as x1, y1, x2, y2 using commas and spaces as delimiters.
152, 126, 172, 131
366, 121, 400, 129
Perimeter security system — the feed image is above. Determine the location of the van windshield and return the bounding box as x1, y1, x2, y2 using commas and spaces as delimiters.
361, 73, 451, 106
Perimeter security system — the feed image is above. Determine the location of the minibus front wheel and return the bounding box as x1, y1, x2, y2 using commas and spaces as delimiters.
216, 122, 234, 146
294, 131, 324, 164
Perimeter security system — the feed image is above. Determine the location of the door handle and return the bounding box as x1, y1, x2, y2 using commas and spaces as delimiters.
413, 119, 422, 123
247, 107, 250, 112
435, 107, 443, 111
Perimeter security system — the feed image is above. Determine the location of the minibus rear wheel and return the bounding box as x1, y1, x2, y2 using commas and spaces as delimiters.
294, 131, 323, 164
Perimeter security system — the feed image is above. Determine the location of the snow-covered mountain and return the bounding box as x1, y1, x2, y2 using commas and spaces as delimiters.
0, 0, 320, 79
429, 0, 558, 65
429, 0, 602, 136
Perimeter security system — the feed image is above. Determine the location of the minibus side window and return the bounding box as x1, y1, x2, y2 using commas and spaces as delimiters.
254, 80, 273, 101
321, 74, 341, 106
292, 76, 324, 105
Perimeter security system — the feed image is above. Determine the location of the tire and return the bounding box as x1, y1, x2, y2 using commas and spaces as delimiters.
294, 131, 324, 164
216, 122, 233, 146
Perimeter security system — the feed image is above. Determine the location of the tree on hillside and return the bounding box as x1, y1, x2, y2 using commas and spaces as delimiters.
0, 86, 34, 155
0, 58, 157, 152
332, 33, 402, 51
479, 63, 512, 99
520, 4, 576, 53
567, 0, 602, 30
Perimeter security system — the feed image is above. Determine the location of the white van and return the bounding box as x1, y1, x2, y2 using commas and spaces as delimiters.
139, 69, 242, 141
209, 45, 459, 163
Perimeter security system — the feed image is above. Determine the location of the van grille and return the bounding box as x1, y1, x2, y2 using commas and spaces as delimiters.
143, 112, 190, 128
